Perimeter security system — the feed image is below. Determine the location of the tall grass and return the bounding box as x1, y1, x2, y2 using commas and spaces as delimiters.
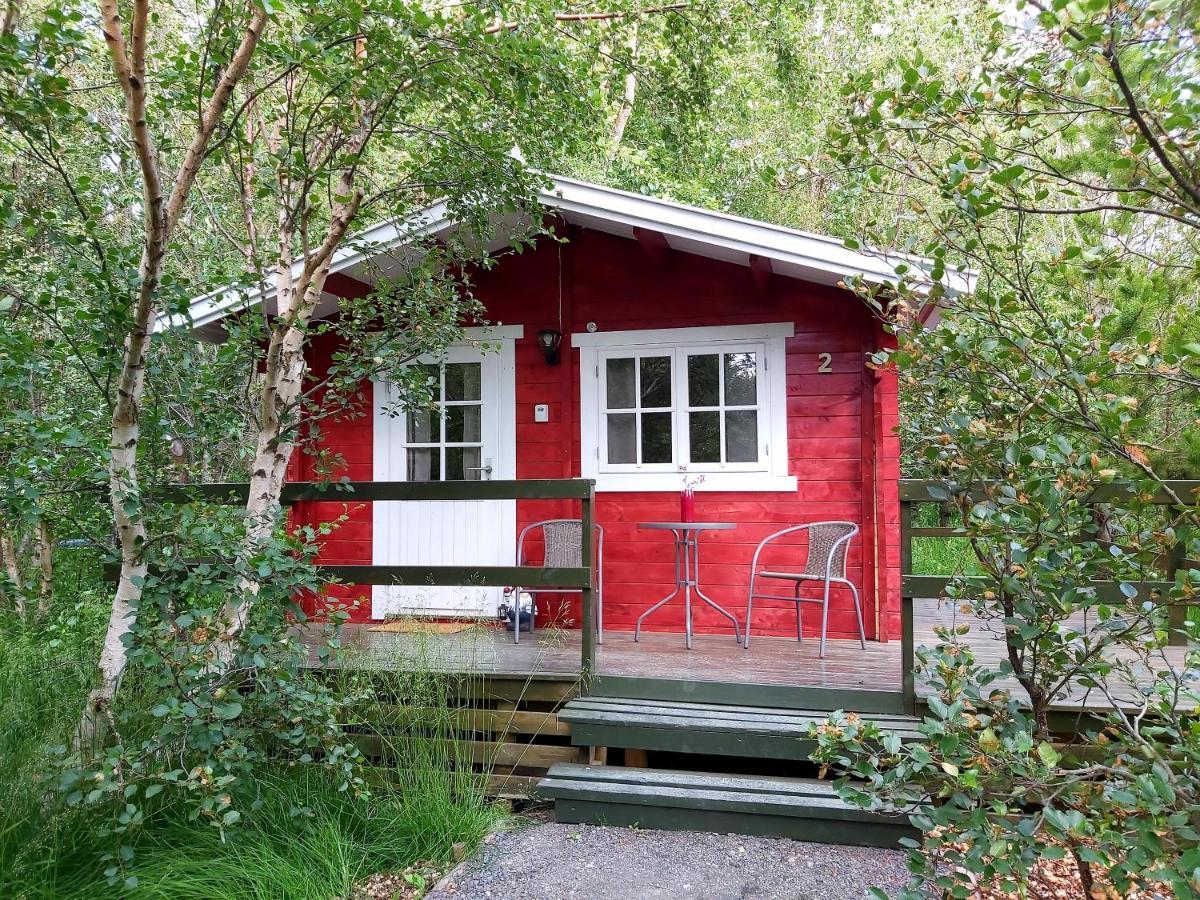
0, 593, 507, 898
0, 595, 105, 895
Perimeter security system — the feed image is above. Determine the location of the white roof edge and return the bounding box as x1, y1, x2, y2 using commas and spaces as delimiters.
168, 174, 974, 333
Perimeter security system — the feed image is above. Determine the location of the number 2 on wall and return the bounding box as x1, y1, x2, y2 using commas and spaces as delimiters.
817, 352, 832, 373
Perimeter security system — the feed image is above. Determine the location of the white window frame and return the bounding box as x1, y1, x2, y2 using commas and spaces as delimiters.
575, 323, 797, 493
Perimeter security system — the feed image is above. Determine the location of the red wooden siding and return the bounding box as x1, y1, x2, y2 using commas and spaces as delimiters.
287, 343, 374, 619
294, 227, 902, 640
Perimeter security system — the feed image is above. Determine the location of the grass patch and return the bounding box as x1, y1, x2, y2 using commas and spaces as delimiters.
908, 503, 983, 577
0, 598, 507, 899
911, 537, 981, 576
7, 767, 498, 900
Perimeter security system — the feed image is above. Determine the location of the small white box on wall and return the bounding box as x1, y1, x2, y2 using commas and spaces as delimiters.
533, 403, 550, 423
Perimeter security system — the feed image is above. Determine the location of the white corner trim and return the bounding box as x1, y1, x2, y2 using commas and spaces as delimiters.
592, 473, 798, 493
571, 321, 793, 349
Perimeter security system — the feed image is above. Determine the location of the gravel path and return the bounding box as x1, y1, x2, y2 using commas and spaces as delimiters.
428, 816, 910, 900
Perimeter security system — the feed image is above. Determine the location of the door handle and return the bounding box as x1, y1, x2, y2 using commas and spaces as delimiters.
465, 461, 493, 479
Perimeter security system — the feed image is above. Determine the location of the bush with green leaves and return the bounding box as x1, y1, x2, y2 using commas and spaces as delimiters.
806, 0, 1200, 893
812, 305, 1200, 895
814, 635, 1200, 898
55, 506, 368, 889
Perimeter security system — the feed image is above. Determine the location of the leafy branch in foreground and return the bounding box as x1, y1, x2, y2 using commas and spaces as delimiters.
814, 638, 1200, 898
56, 506, 368, 890
807, 0, 1200, 895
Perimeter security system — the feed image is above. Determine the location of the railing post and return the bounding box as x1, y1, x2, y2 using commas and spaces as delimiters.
579, 480, 596, 685
900, 499, 916, 715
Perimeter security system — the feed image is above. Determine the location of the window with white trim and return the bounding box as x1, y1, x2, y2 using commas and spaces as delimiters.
577, 323, 796, 492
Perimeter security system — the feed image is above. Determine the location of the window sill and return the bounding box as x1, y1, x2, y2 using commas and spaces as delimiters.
590, 473, 798, 493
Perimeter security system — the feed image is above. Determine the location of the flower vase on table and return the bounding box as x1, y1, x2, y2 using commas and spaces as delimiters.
679, 488, 695, 523
677, 467, 704, 523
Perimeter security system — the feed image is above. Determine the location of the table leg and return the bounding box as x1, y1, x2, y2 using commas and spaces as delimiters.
682, 531, 693, 650
691, 533, 742, 644
634, 535, 682, 642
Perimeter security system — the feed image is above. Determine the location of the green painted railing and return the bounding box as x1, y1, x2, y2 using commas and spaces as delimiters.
159, 479, 600, 678
898, 478, 1200, 714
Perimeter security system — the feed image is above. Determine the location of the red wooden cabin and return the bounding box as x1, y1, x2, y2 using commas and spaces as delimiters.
186, 176, 913, 646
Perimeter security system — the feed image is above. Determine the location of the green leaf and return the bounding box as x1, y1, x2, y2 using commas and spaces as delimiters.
217, 701, 243, 720
1036, 742, 1061, 767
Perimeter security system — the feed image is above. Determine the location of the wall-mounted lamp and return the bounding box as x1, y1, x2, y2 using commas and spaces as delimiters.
536, 328, 562, 365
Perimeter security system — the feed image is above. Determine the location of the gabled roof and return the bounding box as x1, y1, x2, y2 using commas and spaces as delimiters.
172, 174, 969, 339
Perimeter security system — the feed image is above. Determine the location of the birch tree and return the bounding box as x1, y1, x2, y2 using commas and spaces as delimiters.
192, 1, 697, 633
78, 0, 269, 745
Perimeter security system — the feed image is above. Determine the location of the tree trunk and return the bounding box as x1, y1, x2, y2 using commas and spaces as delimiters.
35, 518, 52, 621
80, 297, 155, 749
223, 103, 370, 638
0, 529, 24, 618
228, 197, 361, 636
79, 0, 267, 748
605, 24, 638, 165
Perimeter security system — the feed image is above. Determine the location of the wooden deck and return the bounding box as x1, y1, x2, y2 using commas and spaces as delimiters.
302, 599, 1194, 712
308, 621, 901, 691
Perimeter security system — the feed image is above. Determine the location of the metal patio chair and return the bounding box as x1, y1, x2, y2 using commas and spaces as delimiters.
743, 521, 865, 658
512, 519, 604, 645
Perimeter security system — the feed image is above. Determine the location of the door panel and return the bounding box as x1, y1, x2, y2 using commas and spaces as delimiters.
372, 342, 516, 617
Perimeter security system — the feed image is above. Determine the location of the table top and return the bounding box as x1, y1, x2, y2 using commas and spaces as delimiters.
639, 522, 737, 531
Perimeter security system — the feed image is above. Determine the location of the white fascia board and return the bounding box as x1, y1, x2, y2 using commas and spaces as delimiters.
541, 176, 972, 292
159, 201, 456, 333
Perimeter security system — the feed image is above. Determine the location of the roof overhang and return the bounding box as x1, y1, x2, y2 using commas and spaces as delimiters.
167, 174, 973, 341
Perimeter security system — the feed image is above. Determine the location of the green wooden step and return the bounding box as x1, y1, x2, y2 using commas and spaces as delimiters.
539, 763, 915, 848
559, 697, 922, 760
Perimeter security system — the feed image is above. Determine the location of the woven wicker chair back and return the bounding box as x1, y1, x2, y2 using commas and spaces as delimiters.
803, 522, 854, 578
543, 520, 583, 568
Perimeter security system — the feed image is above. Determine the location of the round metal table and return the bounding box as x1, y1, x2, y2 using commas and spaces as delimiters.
635, 522, 742, 649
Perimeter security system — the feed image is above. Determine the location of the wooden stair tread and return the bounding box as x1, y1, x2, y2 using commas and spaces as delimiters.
539, 764, 914, 846
560, 697, 923, 738
564, 695, 921, 722
543, 763, 843, 799
541, 764, 894, 820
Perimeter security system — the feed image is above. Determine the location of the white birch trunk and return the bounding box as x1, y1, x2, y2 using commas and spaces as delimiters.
79, 0, 267, 748
229, 192, 363, 636
35, 518, 53, 621
605, 24, 639, 165
0, 530, 24, 618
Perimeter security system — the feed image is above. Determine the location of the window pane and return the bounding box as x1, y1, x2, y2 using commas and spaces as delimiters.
606, 358, 636, 409
414, 364, 440, 399
640, 356, 672, 408
607, 413, 636, 463
445, 405, 481, 443
446, 446, 482, 481
407, 408, 439, 443
689, 411, 720, 463
445, 363, 481, 401
687, 354, 719, 407
724, 352, 758, 406
641, 412, 673, 463
407, 448, 440, 481
725, 410, 758, 462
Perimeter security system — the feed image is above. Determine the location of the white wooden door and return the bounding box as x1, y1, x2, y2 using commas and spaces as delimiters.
372, 339, 517, 618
